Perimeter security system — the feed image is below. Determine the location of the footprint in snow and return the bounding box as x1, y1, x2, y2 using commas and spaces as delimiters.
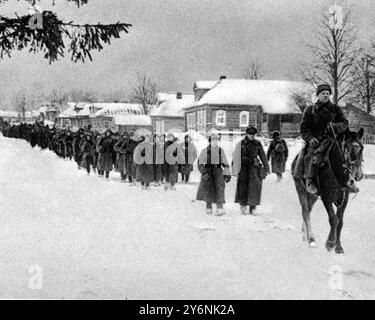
343, 270, 374, 279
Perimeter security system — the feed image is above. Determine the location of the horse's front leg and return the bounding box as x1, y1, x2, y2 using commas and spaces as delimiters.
302, 198, 317, 247
301, 221, 308, 242
335, 191, 349, 254
322, 197, 338, 251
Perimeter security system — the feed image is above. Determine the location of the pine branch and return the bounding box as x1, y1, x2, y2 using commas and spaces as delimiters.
0, 11, 132, 63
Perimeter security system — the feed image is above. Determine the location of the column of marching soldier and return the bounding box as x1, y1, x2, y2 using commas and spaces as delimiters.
1, 121, 289, 216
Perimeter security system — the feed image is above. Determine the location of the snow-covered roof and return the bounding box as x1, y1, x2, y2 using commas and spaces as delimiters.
38, 106, 48, 114
43, 120, 56, 127
92, 103, 143, 117
0, 110, 39, 118
195, 79, 313, 114
0, 110, 18, 118
59, 103, 144, 118
25, 110, 40, 117
193, 81, 218, 90
150, 92, 195, 117
113, 115, 152, 126
59, 102, 93, 117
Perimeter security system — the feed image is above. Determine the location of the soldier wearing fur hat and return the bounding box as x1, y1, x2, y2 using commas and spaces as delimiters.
180, 134, 197, 183
134, 133, 155, 189
232, 126, 270, 215
267, 130, 288, 182
196, 129, 231, 216
114, 133, 129, 182
153, 134, 165, 185
163, 132, 184, 190
96, 129, 115, 179
293, 83, 357, 194
80, 133, 95, 175
72, 128, 85, 169
124, 131, 137, 185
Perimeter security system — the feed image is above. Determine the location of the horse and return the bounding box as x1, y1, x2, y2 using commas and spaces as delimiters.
291, 128, 364, 254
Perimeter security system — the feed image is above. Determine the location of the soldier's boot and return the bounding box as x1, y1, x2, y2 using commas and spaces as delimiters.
240, 206, 247, 215
306, 178, 319, 195
206, 208, 213, 215
249, 205, 257, 215
216, 208, 226, 216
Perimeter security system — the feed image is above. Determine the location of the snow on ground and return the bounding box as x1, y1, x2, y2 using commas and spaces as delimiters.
1, 134, 375, 299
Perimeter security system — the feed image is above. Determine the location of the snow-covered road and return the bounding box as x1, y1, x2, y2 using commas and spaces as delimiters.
1, 134, 375, 299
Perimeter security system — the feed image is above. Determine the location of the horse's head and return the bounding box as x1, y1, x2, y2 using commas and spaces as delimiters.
343, 128, 364, 184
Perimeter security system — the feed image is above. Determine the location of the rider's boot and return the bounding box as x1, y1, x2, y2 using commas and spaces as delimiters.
306, 178, 319, 195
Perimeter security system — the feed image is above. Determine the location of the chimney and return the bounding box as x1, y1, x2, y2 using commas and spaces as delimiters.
220, 75, 226, 80
176, 92, 182, 99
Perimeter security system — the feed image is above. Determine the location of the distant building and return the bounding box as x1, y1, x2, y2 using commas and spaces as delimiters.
57, 102, 95, 130
342, 103, 375, 144
150, 92, 194, 134
56, 102, 144, 132
0, 110, 19, 122
113, 115, 153, 133
185, 79, 313, 137
90, 103, 144, 132
0, 110, 39, 123
38, 103, 59, 124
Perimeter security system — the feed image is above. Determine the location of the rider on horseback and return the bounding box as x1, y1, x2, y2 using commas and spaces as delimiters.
299, 84, 359, 195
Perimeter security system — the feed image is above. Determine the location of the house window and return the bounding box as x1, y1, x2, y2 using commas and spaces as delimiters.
215, 110, 226, 127
239, 111, 249, 127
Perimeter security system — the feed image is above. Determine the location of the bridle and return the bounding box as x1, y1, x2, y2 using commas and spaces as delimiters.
328, 123, 363, 193
341, 137, 363, 175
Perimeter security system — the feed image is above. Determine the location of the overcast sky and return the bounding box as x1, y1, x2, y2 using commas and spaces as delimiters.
1, 0, 375, 104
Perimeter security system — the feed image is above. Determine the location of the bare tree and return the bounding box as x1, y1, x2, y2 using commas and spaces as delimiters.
291, 88, 316, 113
131, 74, 158, 115
49, 89, 69, 113
242, 62, 263, 80
299, 6, 358, 105
102, 89, 128, 103
350, 46, 375, 114
67, 88, 97, 103
12, 90, 27, 120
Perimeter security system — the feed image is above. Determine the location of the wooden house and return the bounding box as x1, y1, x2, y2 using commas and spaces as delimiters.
342, 103, 375, 144
150, 92, 194, 134
184, 79, 313, 138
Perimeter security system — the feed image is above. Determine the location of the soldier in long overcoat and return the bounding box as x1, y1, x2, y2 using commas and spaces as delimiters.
163, 132, 184, 190
267, 130, 288, 182
196, 130, 231, 216
73, 128, 85, 168
153, 134, 165, 185
134, 134, 154, 189
232, 126, 270, 215
125, 131, 138, 185
80, 133, 95, 174
97, 129, 114, 179
180, 134, 197, 183
114, 133, 128, 181
64, 130, 74, 160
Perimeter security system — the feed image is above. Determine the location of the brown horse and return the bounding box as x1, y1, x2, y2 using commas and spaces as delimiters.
291, 128, 364, 254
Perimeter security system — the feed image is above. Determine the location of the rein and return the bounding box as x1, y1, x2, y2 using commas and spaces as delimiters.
327, 123, 361, 200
